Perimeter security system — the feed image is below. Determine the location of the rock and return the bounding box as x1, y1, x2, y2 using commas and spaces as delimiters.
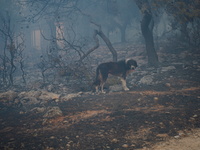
137, 71, 149, 76
31, 107, 46, 113
156, 133, 168, 138
19, 90, 60, 102
20, 97, 40, 111
18, 90, 61, 111
0, 90, 17, 101
44, 147, 55, 150
139, 75, 154, 85
122, 144, 129, 148
192, 60, 198, 65
161, 66, 176, 72
43, 106, 63, 118
46, 84, 54, 92
154, 97, 159, 101
39, 91, 60, 101
111, 138, 118, 143
50, 136, 55, 139
165, 83, 171, 87
20, 97, 40, 105
18, 91, 42, 99
109, 84, 123, 92
174, 135, 180, 139
60, 92, 82, 101
179, 51, 189, 59
193, 114, 198, 118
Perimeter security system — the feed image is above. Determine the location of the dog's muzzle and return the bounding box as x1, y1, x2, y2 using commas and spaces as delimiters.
131, 66, 135, 70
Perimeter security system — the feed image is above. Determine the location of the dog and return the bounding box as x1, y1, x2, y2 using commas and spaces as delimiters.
93, 59, 137, 93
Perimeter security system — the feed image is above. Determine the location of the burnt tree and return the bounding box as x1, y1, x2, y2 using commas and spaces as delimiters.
141, 10, 158, 66
135, 0, 158, 67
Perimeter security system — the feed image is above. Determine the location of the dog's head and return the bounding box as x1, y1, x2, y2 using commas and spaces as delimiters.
126, 59, 138, 70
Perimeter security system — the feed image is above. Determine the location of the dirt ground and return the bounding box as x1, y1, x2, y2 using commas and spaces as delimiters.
0, 46, 200, 149
144, 128, 200, 150
0, 83, 200, 149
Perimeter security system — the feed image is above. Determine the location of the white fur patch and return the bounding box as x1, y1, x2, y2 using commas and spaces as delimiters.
125, 58, 131, 64
120, 78, 129, 91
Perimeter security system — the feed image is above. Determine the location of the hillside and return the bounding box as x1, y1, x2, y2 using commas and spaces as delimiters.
0, 43, 200, 149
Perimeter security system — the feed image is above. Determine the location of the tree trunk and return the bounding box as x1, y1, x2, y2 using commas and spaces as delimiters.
135, 0, 159, 67
141, 11, 158, 67
48, 20, 59, 56
119, 25, 126, 43
115, 22, 128, 43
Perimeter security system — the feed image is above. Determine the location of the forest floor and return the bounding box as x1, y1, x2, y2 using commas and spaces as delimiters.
0, 43, 200, 149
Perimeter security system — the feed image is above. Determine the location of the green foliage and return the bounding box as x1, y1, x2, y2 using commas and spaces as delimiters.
152, 0, 200, 23
151, 0, 200, 47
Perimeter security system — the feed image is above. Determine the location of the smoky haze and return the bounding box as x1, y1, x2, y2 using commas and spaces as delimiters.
0, 0, 199, 91
0, 1, 200, 150
0, 0, 138, 89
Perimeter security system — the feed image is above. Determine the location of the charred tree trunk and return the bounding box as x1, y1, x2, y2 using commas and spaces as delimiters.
141, 11, 158, 66
135, 0, 158, 67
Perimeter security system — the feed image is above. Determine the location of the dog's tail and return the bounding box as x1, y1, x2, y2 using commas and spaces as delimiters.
93, 67, 101, 86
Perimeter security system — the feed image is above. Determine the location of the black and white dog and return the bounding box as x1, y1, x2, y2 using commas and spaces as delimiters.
93, 59, 137, 93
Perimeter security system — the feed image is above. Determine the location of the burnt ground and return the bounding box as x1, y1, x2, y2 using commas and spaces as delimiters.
0, 46, 200, 150
0, 71, 200, 149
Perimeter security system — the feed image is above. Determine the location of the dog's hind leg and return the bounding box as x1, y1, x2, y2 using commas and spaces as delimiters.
93, 68, 102, 93
100, 70, 109, 93
120, 77, 129, 91
100, 82, 106, 93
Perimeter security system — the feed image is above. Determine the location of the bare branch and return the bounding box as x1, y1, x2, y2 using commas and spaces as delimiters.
79, 30, 99, 62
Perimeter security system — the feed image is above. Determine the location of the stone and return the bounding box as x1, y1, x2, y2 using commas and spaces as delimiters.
18, 91, 42, 99
31, 107, 46, 113
20, 97, 40, 111
43, 106, 63, 118
39, 91, 60, 101
60, 92, 82, 101
109, 84, 123, 92
139, 75, 154, 85
0, 90, 17, 101
161, 66, 176, 72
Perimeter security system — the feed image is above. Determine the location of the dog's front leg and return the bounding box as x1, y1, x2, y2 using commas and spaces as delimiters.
100, 83, 106, 93
95, 86, 99, 93
120, 77, 129, 91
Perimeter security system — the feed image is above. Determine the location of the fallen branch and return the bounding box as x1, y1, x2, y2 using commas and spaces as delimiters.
80, 21, 118, 62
